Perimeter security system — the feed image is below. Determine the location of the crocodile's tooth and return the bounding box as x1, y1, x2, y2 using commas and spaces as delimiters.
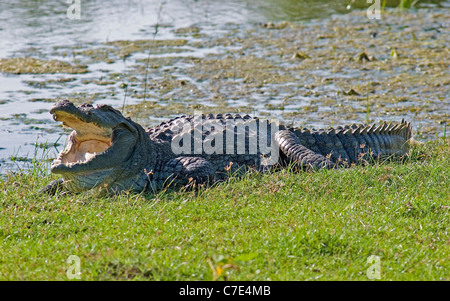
85, 152, 97, 162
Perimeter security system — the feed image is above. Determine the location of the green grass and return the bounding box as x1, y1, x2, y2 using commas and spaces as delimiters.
398, 0, 419, 10
0, 140, 449, 280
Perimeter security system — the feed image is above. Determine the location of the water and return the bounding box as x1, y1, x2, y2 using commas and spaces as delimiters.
0, 0, 449, 173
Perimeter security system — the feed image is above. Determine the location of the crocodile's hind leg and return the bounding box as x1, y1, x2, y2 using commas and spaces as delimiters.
275, 130, 334, 170
162, 156, 216, 188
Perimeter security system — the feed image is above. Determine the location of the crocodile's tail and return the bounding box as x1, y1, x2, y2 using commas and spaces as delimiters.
373, 118, 411, 142
339, 119, 412, 161
277, 120, 413, 169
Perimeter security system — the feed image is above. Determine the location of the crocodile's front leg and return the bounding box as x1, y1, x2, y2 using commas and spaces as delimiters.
160, 156, 216, 188
275, 130, 334, 169
40, 179, 65, 195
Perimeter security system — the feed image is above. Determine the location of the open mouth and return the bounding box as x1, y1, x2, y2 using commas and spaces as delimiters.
54, 118, 112, 169
62, 138, 111, 167
49, 100, 131, 175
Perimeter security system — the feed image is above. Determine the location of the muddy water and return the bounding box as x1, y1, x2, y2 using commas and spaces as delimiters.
0, 0, 449, 173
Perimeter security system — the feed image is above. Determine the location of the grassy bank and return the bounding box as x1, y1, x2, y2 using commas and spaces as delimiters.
0, 140, 448, 280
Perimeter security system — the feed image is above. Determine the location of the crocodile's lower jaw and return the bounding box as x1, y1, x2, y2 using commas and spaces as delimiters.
60, 168, 115, 193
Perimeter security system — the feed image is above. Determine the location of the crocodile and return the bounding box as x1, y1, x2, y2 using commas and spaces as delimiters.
43, 100, 412, 194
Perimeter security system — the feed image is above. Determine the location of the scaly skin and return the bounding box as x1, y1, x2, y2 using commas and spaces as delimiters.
43, 100, 412, 194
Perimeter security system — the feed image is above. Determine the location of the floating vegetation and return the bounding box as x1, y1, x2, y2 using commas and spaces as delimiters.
291, 52, 311, 60
259, 21, 290, 29
75, 47, 116, 64
105, 39, 189, 58
0, 57, 88, 74
24, 77, 77, 88
173, 26, 201, 35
